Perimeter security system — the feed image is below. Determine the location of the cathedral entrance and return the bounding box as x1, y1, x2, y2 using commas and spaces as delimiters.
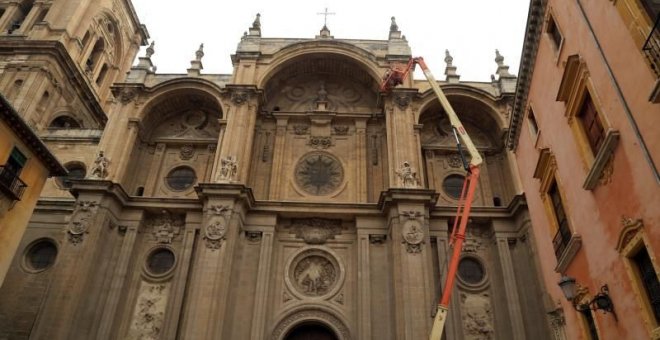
284, 322, 338, 340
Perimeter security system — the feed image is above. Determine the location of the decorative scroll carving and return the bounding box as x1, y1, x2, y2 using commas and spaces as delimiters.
270, 309, 351, 340
447, 154, 462, 168
89, 151, 110, 179
332, 125, 349, 135
67, 200, 98, 244
394, 93, 411, 109
246, 231, 263, 242
145, 210, 184, 244
126, 283, 169, 340
291, 218, 342, 244
598, 154, 614, 186
309, 136, 333, 149
369, 234, 387, 244
231, 90, 249, 105
460, 292, 495, 339
615, 216, 644, 252
396, 161, 419, 188
547, 307, 567, 340
293, 125, 309, 135
216, 156, 238, 182
179, 144, 194, 160
204, 205, 232, 250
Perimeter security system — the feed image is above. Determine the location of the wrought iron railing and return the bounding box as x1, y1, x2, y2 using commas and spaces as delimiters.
0, 165, 27, 201
552, 223, 572, 260
643, 13, 660, 77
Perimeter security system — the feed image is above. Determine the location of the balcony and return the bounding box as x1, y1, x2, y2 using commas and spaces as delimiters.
0, 165, 27, 201
643, 13, 660, 77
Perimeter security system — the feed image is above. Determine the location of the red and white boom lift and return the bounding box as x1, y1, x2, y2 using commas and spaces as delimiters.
380, 57, 483, 340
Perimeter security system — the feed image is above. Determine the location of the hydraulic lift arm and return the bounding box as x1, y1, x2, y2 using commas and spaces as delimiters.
380, 57, 483, 340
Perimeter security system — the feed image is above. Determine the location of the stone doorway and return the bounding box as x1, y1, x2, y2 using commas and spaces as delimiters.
284, 322, 338, 340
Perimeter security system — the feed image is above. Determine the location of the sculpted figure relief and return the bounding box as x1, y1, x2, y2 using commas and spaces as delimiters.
396, 161, 419, 188
90, 151, 110, 179
293, 256, 337, 296
217, 156, 238, 182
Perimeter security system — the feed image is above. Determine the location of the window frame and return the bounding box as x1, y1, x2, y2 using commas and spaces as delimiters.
556, 55, 620, 190
616, 218, 660, 338
544, 10, 565, 62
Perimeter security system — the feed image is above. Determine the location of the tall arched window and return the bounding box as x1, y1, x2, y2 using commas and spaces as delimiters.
86, 38, 105, 71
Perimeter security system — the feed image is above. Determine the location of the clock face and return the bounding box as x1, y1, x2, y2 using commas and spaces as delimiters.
294, 152, 344, 196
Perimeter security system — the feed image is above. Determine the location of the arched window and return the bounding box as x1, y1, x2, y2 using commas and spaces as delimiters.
86, 38, 105, 71
57, 162, 86, 188
49, 116, 80, 129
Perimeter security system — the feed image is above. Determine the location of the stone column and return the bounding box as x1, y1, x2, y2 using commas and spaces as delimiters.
95, 217, 142, 339
432, 224, 464, 340
249, 225, 275, 339
385, 89, 420, 188
180, 184, 254, 339
268, 117, 288, 199
213, 86, 261, 184
355, 119, 368, 202
161, 214, 200, 338
380, 189, 438, 339
357, 229, 372, 339
493, 220, 526, 340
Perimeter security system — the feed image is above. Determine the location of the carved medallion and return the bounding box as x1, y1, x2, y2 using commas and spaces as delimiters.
308, 136, 333, 149
295, 152, 344, 196
204, 205, 232, 250
179, 144, 194, 160
293, 255, 337, 297
67, 200, 98, 244
402, 219, 425, 253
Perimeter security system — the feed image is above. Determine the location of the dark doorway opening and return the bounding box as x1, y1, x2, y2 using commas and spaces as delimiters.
284, 322, 338, 340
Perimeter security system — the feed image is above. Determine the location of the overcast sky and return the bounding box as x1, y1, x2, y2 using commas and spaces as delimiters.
130, 0, 530, 82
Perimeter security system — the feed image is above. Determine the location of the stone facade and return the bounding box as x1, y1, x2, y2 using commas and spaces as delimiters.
0, 2, 552, 339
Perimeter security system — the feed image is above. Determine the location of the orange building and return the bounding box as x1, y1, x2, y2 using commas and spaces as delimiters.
0, 94, 65, 284
510, 0, 659, 339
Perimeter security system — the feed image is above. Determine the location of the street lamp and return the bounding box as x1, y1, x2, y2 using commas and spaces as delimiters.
557, 276, 617, 321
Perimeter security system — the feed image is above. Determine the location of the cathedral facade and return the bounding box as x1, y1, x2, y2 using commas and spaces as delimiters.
0, 1, 552, 339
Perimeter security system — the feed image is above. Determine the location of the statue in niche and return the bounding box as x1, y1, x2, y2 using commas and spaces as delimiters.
396, 161, 419, 188
90, 151, 109, 179
217, 156, 238, 182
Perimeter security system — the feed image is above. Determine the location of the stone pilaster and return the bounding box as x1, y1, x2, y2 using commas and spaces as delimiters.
431, 221, 464, 340
214, 85, 261, 184
268, 117, 288, 199
379, 188, 438, 339
493, 220, 526, 340
385, 88, 421, 189
355, 118, 368, 202
249, 226, 275, 339
357, 229, 372, 339
180, 183, 254, 338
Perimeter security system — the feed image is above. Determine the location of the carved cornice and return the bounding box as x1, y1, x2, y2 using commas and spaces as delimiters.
615, 216, 644, 253
506, 0, 547, 150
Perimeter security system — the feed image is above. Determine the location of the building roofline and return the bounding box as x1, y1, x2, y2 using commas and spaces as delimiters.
0, 93, 67, 176
506, 0, 547, 150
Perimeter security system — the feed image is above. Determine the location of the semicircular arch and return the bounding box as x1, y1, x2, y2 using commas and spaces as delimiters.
270, 304, 351, 340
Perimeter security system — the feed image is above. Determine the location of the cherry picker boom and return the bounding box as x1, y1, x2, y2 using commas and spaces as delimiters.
380, 57, 483, 340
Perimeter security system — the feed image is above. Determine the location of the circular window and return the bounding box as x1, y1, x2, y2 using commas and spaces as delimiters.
25, 240, 57, 271
146, 248, 175, 275
58, 163, 86, 188
294, 152, 344, 196
443, 174, 465, 199
166, 166, 196, 191
458, 257, 485, 285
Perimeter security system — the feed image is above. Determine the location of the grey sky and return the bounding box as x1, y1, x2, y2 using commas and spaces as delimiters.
130, 0, 530, 81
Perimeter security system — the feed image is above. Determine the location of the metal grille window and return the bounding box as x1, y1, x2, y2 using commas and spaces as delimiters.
26, 240, 57, 271
577, 93, 605, 155
458, 257, 485, 285
147, 248, 175, 275
549, 182, 571, 259
443, 174, 465, 199
632, 246, 660, 324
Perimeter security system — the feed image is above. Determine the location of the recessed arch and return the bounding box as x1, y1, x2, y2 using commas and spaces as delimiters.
270, 305, 351, 340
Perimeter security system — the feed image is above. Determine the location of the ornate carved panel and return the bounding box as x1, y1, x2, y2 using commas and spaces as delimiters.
66, 201, 98, 244
285, 248, 345, 300
291, 218, 343, 244
294, 152, 344, 196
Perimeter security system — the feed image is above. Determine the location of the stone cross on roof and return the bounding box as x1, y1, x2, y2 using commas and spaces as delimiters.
317, 7, 335, 27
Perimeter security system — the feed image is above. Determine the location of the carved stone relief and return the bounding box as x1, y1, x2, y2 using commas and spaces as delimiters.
447, 153, 463, 168
66, 200, 98, 244
308, 136, 333, 149
203, 205, 232, 250
293, 125, 309, 135
332, 125, 349, 135
286, 248, 344, 300
396, 161, 420, 188
547, 307, 567, 340
291, 218, 343, 244
126, 282, 170, 340
216, 156, 238, 182
151, 110, 220, 140
179, 144, 194, 160
246, 231, 263, 243
145, 211, 184, 244
231, 90, 249, 105
393, 93, 411, 109
460, 292, 495, 339
401, 211, 425, 253
89, 151, 110, 179
294, 152, 344, 196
